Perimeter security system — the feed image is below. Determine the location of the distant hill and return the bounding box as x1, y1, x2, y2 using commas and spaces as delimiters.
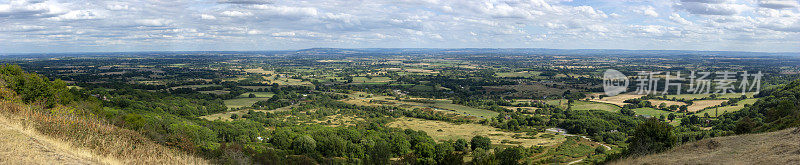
292, 48, 800, 57
4, 48, 799, 58
613, 127, 800, 164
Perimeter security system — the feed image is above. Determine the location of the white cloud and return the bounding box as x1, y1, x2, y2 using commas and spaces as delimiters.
633, 6, 659, 17
106, 3, 130, 11
0, 0, 69, 19
250, 5, 318, 17
246, 29, 264, 34
218, 0, 273, 5
134, 19, 172, 27
669, 13, 693, 25
220, 10, 252, 17
201, 14, 217, 20
0, 0, 799, 53
49, 10, 105, 21
0, 24, 46, 32
674, 0, 751, 15
758, 0, 799, 9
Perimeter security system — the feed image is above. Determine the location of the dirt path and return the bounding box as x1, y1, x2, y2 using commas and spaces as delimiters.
567, 159, 584, 164
0, 117, 100, 165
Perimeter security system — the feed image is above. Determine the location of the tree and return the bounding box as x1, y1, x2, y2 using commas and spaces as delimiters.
369, 139, 391, 165
595, 146, 607, 154
293, 135, 317, 155
628, 118, 677, 156
621, 108, 635, 116
414, 142, 435, 162
249, 93, 256, 98
454, 139, 468, 151
734, 116, 755, 134
506, 119, 519, 131
471, 135, 491, 151
497, 147, 523, 165
390, 136, 411, 156
471, 148, 497, 165
230, 114, 239, 119
434, 142, 455, 162
668, 113, 676, 122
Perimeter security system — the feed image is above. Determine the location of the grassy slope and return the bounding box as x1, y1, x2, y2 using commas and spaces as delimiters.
614, 127, 800, 165
573, 101, 621, 112
0, 116, 99, 164
0, 88, 207, 164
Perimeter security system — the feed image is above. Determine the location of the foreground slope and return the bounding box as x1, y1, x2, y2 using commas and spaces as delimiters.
615, 127, 800, 164
0, 99, 209, 164
0, 116, 99, 164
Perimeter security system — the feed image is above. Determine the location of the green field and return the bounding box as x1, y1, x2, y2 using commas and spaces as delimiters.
224, 98, 270, 109
352, 77, 392, 83
496, 71, 541, 78
572, 101, 621, 112
632, 108, 678, 118
237, 92, 274, 98
222, 92, 275, 109
695, 98, 758, 117
546, 99, 569, 109
170, 84, 219, 89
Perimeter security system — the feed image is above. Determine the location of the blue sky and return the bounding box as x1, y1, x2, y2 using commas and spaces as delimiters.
1, 0, 799, 53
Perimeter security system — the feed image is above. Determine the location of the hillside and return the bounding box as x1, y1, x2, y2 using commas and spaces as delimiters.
614, 127, 800, 164
0, 65, 207, 164
0, 116, 99, 164
0, 95, 208, 164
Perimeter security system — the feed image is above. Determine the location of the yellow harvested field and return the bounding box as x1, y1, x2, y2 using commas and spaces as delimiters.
199, 105, 294, 121
311, 114, 363, 127
591, 94, 644, 106
688, 100, 726, 112
243, 68, 274, 75
404, 68, 439, 73
388, 117, 565, 147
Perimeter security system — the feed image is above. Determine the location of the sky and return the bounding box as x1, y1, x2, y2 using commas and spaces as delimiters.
1, 0, 799, 53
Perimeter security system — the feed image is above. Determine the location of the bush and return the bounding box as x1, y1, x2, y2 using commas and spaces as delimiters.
628, 118, 677, 156
471, 135, 491, 151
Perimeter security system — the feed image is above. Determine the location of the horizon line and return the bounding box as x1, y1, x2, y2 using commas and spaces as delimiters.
2, 47, 800, 56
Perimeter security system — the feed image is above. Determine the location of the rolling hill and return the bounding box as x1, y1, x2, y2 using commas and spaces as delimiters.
614, 127, 800, 164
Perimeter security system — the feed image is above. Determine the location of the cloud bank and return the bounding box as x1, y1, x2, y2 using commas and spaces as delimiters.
1, 0, 799, 53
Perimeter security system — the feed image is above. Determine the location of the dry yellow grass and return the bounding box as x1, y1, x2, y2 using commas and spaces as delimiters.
242, 68, 274, 75
311, 114, 363, 127
0, 86, 207, 165
614, 127, 800, 165
0, 116, 101, 164
404, 68, 439, 74
688, 100, 726, 112
200, 105, 295, 121
388, 117, 565, 147
591, 94, 645, 106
